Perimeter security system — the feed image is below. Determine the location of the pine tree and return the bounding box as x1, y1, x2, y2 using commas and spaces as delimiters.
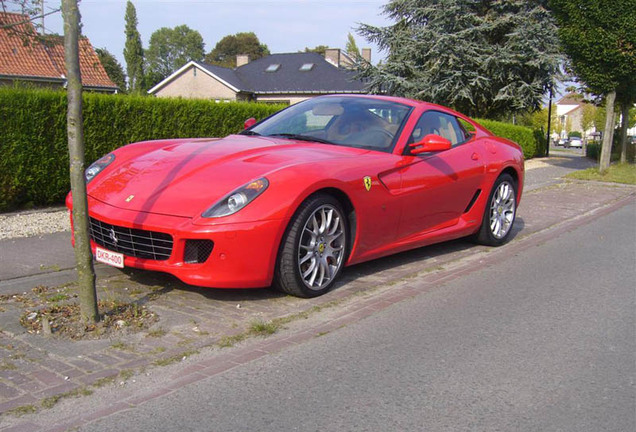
123, 0, 144, 93
357, 0, 562, 118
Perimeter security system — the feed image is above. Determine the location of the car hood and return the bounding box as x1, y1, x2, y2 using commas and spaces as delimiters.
89, 135, 366, 217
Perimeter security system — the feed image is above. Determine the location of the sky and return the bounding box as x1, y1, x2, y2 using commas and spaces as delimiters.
35, 0, 392, 67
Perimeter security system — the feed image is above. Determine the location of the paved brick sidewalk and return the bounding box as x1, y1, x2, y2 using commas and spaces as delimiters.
0, 179, 634, 430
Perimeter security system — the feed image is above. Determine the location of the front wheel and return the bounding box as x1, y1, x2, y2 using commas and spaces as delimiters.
274, 194, 348, 298
474, 173, 517, 246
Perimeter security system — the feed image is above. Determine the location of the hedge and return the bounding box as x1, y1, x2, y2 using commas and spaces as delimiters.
0, 88, 284, 210
475, 118, 545, 160
0, 88, 545, 211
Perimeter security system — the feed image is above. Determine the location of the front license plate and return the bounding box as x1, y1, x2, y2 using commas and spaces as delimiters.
95, 247, 124, 268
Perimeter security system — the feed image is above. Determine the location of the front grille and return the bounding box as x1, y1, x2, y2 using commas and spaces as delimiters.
89, 218, 173, 261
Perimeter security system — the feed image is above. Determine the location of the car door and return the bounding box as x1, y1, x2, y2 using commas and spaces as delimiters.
395, 110, 485, 241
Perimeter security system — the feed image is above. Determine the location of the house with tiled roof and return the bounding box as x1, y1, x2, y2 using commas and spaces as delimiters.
555, 94, 595, 139
148, 49, 369, 105
0, 12, 118, 92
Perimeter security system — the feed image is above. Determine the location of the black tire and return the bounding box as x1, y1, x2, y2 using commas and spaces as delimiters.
274, 194, 348, 298
474, 173, 517, 246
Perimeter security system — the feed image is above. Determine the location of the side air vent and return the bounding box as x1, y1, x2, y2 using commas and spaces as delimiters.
464, 189, 482, 213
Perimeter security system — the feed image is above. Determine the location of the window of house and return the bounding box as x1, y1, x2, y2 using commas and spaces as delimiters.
266, 64, 281, 72
299, 63, 314, 71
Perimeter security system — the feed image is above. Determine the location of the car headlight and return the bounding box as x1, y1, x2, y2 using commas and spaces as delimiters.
85, 153, 115, 183
202, 178, 269, 218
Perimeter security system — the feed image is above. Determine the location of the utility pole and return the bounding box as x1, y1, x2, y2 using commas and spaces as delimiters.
40, 0, 44, 35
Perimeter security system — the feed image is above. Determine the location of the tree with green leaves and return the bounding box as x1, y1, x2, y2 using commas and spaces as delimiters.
518, 107, 549, 132
581, 103, 596, 141
62, 0, 98, 323
550, 0, 636, 170
345, 32, 360, 57
205, 32, 269, 68
2, 0, 98, 323
1, 0, 60, 39
357, 0, 562, 118
123, 0, 144, 93
144, 25, 204, 87
95, 48, 126, 92
304, 45, 329, 56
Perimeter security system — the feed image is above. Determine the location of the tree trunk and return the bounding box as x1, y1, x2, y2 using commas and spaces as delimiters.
62, 0, 99, 323
619, 102, 629, 164
599, 91, 616, 172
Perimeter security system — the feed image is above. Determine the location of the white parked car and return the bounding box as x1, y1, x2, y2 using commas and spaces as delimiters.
567, 138, 583, 148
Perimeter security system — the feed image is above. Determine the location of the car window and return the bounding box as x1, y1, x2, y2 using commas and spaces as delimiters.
249, 97, 411, 153
409, 111, 470, 148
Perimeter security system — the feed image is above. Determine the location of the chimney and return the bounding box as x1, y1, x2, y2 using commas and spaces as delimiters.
361, 48, 371, 63
324, 48, 340, 67
236, 54, 250, 67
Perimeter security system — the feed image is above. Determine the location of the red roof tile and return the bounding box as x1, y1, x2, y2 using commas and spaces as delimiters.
557, 94, 584, 106
0, 12, 117, 90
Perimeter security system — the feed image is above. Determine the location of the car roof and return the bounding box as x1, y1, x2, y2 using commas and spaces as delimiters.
316, 94, 463, 113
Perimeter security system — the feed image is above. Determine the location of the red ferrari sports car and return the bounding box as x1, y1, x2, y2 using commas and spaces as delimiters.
67, 95, 524, 298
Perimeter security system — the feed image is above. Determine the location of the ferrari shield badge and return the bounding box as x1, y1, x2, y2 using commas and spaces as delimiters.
363, 176, 372, 191
125, 194, 135, 203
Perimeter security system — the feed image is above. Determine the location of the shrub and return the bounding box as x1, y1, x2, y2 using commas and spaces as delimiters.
0, 88, 284, 210
474, 118, 543, 159
568, 131, 582, 138
586, 142, 600, 160
586, 136, 636, 163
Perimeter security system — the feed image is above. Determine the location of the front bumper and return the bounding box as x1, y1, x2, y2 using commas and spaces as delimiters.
67, 194, 288, 288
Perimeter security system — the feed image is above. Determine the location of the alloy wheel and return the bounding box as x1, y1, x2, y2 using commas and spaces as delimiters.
297, 204, 346, 290
489, 180, 516, 239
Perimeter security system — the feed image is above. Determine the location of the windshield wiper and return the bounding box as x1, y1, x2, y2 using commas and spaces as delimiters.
266, 133, 335, 145
240, 130, 261, 136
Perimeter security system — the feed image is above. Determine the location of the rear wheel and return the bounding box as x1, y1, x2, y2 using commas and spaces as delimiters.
474, 173, 517, 246
274, 194, 348, 298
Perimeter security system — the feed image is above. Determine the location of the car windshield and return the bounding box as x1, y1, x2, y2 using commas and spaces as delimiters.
246, 96, 412, 153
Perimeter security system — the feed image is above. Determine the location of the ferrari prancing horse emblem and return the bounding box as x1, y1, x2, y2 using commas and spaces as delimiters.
363, 176, 372, 191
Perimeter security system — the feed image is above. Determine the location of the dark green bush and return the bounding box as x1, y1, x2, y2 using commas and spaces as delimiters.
474, 118, 542, 159
0, 88, 284, 210
586, 137, 635, 163
568, 131, 582, 138
586, 142, 600, 160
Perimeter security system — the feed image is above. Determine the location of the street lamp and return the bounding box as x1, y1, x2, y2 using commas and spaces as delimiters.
546, 86, 553, 157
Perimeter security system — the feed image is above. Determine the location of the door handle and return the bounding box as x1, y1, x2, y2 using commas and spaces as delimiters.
471, 153, 480, 160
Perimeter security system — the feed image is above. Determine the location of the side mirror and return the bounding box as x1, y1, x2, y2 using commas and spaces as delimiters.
244, 117, 257, 129
409, 134, 452, 154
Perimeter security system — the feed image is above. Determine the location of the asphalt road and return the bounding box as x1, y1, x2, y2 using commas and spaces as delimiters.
523, 149, 595, 192
79, 202, 635, 430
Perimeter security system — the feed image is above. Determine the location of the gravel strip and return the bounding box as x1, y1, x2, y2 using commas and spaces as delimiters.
524, 157, 568, 171
0, 208, 70, 240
